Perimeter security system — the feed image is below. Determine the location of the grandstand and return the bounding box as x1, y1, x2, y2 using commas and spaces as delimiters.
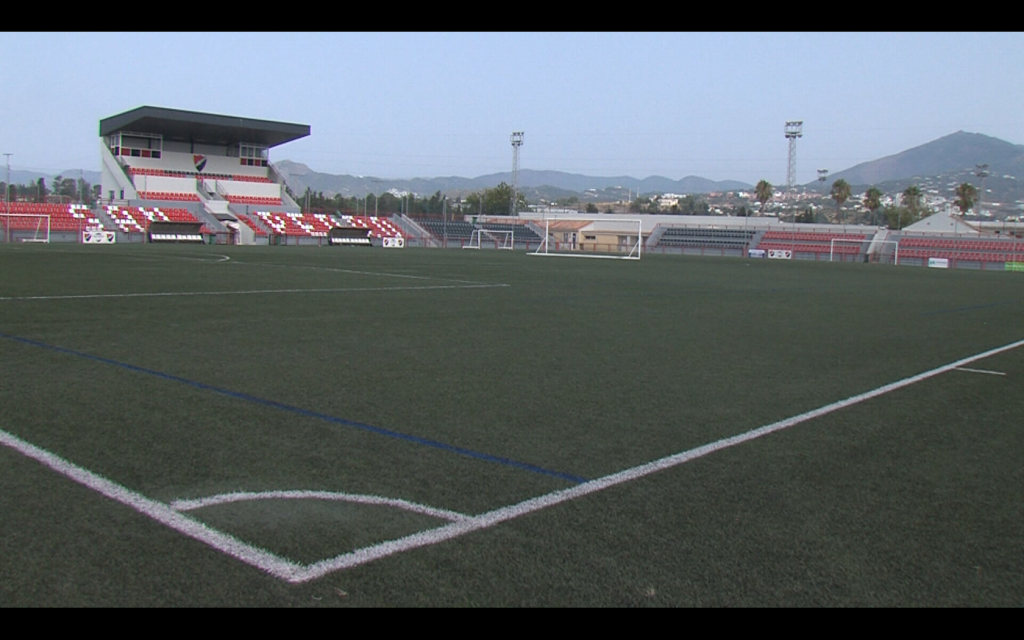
652, 227, 756, 257
895, 234, 1024, 267
414, 218, 476, 245
338, 215, 404, 239
98, 106, 310, 244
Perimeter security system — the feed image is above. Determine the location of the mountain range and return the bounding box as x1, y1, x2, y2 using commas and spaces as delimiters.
274, 131, 1024, 209
7, 131, 1023, 212
814, 132, 1024, 211
271, 162, 749, 204
817, 131, 1024, 188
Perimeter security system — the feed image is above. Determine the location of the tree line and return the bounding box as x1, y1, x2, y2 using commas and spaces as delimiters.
294, 182, 528, 218
753, 178, 980, 228
3, 172, 983, 228
1, 176, 102, 205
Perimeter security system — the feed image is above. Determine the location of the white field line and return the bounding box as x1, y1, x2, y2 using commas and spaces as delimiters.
184, 254, 231, 263
290, 337, 1024, 583
229, 260, 493, 286
0, 428, 305, 582
111, 253, 487, 285
4, 338, 1022, 584
0, 283, 509, 302
954, 367, 1007, 376
21, 248, 231, 264
121, 253, 232, 264
527, 252, 639, 260
171, 490, 470, 522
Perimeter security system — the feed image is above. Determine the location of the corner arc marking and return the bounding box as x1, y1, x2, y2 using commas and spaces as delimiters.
170, 490, 470, 522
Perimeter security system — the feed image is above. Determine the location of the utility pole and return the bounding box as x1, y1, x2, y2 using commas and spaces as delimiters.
817, 169, 828, 224
975, 163, 989, 222
370, 178, 384, 217
4, 153, 11, 212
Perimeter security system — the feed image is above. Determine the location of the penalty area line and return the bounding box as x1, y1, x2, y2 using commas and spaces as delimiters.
229, 260, 496, 286
291, 336, 1024, 583
0, 283, 510, 302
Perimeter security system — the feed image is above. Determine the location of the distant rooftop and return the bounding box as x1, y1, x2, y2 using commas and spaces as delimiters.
99, 106, 310, 148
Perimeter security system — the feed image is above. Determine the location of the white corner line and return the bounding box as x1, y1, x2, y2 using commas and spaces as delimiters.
289, 337, 1024, 583
0, 429, 305, 583
954, 367, 1007, 376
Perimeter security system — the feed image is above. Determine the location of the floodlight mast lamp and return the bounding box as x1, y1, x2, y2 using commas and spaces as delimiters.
510, 131, 524, 216
785, 121, 802, 189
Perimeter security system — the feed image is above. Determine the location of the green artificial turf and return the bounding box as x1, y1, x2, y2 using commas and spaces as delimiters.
0, 243, 1021, 606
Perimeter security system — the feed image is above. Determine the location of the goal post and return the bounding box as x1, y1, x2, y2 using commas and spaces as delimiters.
464, 228, 514, 250
530, 217, 642, 260
830, 237, 899, 264
1, 213, 51, 243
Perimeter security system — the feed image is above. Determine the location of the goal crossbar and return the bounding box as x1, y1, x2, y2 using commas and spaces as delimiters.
464, 228, 514, 250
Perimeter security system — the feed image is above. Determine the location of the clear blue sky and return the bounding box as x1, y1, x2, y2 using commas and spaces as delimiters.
1, 32, 1021, 186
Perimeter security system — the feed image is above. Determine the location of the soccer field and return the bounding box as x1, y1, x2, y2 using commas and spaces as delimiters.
1, 243, 1021, 606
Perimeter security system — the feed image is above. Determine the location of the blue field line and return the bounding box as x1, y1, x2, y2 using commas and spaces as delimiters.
920, 300, 1020, 316
0, 331, 588, 485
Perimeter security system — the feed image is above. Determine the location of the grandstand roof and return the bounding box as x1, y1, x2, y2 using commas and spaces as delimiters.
99, 106, 310, 148
904, 210, 984, 235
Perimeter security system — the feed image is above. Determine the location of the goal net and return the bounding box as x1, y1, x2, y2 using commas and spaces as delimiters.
1, 213, 51, 243
464, 228, 514, 250
830, 238, 898, 264
530, 217, 642, 260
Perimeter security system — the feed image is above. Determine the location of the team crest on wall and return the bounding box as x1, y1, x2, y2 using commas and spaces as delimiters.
194, 155, 207, 172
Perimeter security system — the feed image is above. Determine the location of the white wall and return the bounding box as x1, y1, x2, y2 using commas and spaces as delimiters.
99, 141, 136, 201
122, 150, 271, 180
134, 175, 198, 194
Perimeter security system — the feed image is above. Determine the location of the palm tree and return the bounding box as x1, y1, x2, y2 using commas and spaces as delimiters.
901, 185, 923, 219
830, 179, 851, 223
954, 183, 977, 216
863, 187, 883, 225
755, 180, 772, 216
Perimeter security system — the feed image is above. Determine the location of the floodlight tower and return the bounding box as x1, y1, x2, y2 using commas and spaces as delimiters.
510, 131, 524, 216
785, 121, 803, 189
